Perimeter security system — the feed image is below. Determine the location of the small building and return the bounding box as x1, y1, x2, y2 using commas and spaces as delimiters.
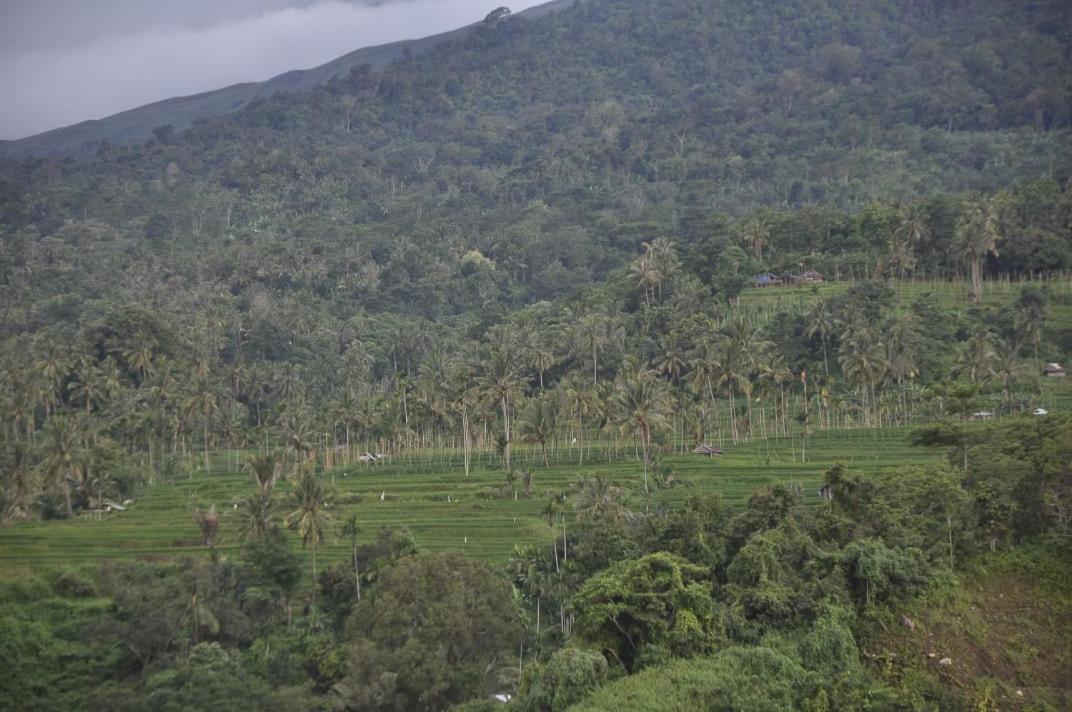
972, 410, 994, 421
798, 269, 824, 283
1043, 363, 1066, 378
753, 273, 783, 288
1033, 408, 1048, 416
692, 444, 723, 457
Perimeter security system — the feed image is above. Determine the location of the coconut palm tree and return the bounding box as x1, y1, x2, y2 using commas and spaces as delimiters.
530, 347, 557, 391
282, 413, 316, 472
740, 217, 771, 262
685, 339, 723, 443
653, 334, 688, 386
235, 488, 276, 542
41, 416, 80, 515
884, 320, 920, 425
954, 194, 1004, 303
647, 237, 680, 301
889, 202, 930, 280
954, 331, 996, 385
68, 359, 106, 414
895, 202, 931, 247
562, 375, 598, 465
285, 471, 334, 585
518, 395, 556, 466
193, 505, 220, 551
987, 337, 1029, 409
569, 311, 623, 386
630, 252, 659, 308
447, 358, 480, 476
757, 356, 793, 437
122, 340, 155, 384
478, 347, 524, 471
247, 451, 283, 492
1015, 287, 1047, 386
612, 368, 671, 493
722, 314, 771, 439
185, 379, 219, 473
187, 592, 220, 646
806, 300, 836, 377
839, 330, 887, 427
1, 442, 39, 521
572, 474, 631, 523
33, 338, 70, 419
340, 514, 362, 600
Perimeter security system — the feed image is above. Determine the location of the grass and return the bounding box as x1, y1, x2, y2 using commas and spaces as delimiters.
869, 544, 1072, 710
736, 274, 1072, 315
0, 428, 939, 574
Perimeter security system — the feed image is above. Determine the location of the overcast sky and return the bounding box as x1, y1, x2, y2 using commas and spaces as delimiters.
0, 0, 545, 140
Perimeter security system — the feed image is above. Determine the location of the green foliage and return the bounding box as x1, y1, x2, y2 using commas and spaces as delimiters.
568, 647, 813, 712
139, 643, 270, 711
517, 647, 609, 712
724, 521, 835, 629
573, 552, 718, 671
839, 538, 928, 608
240, 529, 304, 624
0, 609, 64, 709
647, 493, 728, 570
0, 0, 1070, 707
336, 551, 520, 711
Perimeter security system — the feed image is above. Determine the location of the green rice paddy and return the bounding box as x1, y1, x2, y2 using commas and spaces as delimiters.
0, 428, 940, 574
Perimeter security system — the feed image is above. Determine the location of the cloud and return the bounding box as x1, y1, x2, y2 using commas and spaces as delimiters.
0, 0, 545, 140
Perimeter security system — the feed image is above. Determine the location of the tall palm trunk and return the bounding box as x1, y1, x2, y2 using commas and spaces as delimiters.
728, 386, 739, 444
462, 403, 471, 477
970, 258, 983, 303
641, 422, 650, 494
63, 471, 73, 516
501, 395, 511, 471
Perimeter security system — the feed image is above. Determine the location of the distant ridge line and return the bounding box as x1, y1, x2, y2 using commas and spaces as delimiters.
0, 0, 574, 160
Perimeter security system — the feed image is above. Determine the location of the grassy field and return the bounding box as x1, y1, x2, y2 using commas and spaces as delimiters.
0, 428, 941, 574
737, 276, 1072, 347
736, 274, 1072, 314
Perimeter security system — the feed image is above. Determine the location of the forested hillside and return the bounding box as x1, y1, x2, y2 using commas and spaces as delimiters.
2, 0, 1071, 319
2, 0, 1071, 465
1, 0, 1072, 709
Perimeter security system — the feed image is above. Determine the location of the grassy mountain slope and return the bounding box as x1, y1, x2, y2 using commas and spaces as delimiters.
0, 0, 574, 159
866, 546, 1072, 710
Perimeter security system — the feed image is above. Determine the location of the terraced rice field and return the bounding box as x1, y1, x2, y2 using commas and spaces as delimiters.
0, 428, 940, 573
736, 275, 1072, 315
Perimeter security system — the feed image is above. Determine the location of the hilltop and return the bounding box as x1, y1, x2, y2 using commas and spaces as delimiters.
0, 0, 574, 159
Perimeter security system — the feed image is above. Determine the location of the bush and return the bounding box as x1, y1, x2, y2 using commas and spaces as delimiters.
570, 647, 812, 712
517, 647, 608, 712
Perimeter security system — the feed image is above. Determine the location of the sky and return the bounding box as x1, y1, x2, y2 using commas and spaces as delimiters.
0, 0, 546, 140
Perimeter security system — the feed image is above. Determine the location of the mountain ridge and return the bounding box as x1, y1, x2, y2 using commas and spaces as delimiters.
0, 0, 574, 160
